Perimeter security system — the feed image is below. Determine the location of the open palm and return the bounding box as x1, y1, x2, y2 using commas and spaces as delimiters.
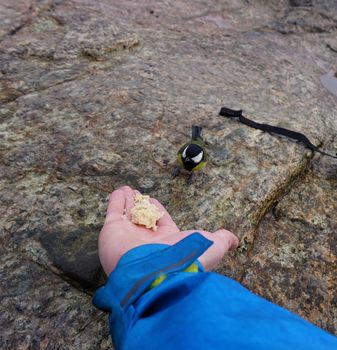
99, 186, 239, 275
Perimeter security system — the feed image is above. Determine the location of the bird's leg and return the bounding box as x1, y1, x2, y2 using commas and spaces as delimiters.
187, 172, 194, 185
172, 166, 181, 179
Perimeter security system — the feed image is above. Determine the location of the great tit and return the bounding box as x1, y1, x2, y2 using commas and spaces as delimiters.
172, 125, 207, 183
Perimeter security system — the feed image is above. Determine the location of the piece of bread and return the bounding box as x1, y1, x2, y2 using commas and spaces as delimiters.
131, 194, 163, 231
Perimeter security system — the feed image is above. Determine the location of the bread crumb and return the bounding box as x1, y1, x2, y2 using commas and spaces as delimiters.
131, 194, 163, 231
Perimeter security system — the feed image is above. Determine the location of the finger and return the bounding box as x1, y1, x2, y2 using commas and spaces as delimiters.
178, 229, 239, 271
160, 229, 224, 270
122, 186, 137, 218
105, 188, 126, 222
198, 229, 239, 270
213, 229, 239, 251
150, 198, 178, 229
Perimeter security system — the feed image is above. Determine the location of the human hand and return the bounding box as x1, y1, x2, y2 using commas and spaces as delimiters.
99, 186, 239, 275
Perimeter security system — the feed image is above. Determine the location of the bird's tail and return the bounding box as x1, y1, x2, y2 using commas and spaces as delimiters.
192, 125, 203, 140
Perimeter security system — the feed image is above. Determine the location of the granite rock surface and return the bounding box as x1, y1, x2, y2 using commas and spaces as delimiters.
1, 0, 336, 348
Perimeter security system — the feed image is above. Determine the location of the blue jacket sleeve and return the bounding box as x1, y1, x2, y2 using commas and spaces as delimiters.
93, 233, 337, 350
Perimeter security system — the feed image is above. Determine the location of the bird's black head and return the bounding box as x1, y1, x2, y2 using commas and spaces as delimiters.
182, 144, 204, 171
184, 144, 203, 159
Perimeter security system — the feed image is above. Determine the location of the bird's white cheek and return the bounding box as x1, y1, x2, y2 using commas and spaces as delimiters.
182, 147, 187, 159
192, 152, 203, 163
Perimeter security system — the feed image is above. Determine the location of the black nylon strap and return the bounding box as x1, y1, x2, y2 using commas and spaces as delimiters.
219, 107, 337, 159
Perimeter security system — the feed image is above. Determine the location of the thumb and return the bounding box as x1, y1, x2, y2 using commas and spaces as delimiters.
198, 229, 239, 271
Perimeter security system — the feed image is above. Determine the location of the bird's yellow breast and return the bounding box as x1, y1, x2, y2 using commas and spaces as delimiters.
191, 160, 206, 171
178, 153, 184, 166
